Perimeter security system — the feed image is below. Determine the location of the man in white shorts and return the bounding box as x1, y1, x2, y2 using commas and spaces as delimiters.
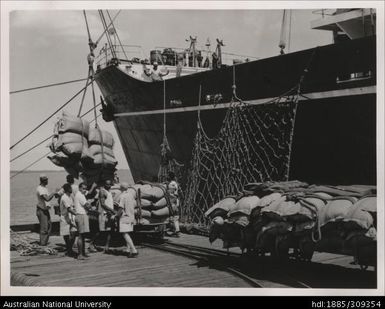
117, 183, 138, 258
59, 183, 77, 257
74, 183, 91, 260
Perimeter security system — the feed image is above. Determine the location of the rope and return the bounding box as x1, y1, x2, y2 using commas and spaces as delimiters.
83, 10, 92, 45
298, 197, 322, 243
95, 10, 121, 46
91, 69, 98, 128
77, 74, 91, 117
10, 103, 101, 163
231, 65, 243, 103
288, 10, 292, 53
279, 10, 288, 54
182, 48, 318, 224
98, 10, 117, 60
10, 81, 93, 151
10, 78, 88, 95
163, 80, 166, 138
285, 47, 318, 180
10, 151, 51, 180
10, 229, 57, 256
11, 114, 102, 180
106, 10, 129, 62
10, 135, 53, 163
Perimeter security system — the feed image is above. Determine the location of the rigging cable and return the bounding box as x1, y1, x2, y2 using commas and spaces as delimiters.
10, 80, 93, 151
98, 10, 117, 59
10, 78, 88, 95
10, 114, 102, 180
95, 10, 121, 46
10, 103, 101, 163
106, 10, 129, 62
10, 11, 122, 153
288, 10, 292, 53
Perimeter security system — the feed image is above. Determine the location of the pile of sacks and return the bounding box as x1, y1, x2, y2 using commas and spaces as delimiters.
205, 181, 377, 264
48, 111, 117, 183
109, 182, 177, 224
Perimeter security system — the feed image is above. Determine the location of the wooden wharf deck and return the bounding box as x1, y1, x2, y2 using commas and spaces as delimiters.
10, 232, 376, 288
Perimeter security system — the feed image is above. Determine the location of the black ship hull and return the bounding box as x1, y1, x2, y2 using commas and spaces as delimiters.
95, 36, 376, 185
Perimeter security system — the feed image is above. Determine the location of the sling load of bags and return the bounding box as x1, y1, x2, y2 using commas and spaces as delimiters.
48, 111, 117, 183
205, 181, 377, 269
110, 182, 178, 224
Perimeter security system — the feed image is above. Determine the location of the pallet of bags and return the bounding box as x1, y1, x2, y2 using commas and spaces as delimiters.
342, 195, 377, 269
221, 194, 261, 251
51, 111, 90, 158
243, 192, 283, 254
133, 182, 177, 223
205, 197, 237, 243
315, 195, 358, 253
81, 127, 117, 184
48, 111, 91, 178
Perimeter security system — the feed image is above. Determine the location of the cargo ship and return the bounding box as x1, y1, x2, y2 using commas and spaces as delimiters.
94, 9, 376, 186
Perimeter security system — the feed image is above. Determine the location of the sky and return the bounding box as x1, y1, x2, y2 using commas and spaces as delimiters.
6, 3, 336, 173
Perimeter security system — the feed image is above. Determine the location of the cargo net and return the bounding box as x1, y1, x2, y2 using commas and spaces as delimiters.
157, 136, 184, 183
182, 96, 298, 225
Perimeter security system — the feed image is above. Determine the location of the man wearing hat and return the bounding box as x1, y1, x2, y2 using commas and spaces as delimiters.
117, 182, 138, 257
36, 174, 57, 246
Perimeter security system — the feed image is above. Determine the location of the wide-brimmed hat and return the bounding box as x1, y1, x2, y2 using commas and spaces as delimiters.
120, 182, 130, 191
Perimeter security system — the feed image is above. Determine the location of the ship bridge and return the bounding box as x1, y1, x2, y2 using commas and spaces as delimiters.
311, 8, 376, 40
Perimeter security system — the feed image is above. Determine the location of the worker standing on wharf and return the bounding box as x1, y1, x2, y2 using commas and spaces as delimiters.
36, 175, 58, 246
117, 183, 138, 258
74, 183, 91, 260
98, 180, 116, 254
59, 183, 77, 257
167, 172, 181, 237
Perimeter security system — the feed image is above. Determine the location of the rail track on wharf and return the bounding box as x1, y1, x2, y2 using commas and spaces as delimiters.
10, 233, 376, 288
142, 240, 310, 288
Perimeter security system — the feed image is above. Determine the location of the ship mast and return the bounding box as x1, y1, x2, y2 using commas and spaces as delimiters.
279, 9, 290, 55
186, 36, 198, 67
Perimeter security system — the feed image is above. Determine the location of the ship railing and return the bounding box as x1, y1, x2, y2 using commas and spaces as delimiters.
221, 52, 259, 66
312, 9, 366, 18
95, 44, 145, 69
154, 46, 259, 67
312, 9, 337, 18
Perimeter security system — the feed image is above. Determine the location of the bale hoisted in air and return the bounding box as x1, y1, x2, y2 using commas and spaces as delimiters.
48, 111, 91, 177
48, 111, 118, 183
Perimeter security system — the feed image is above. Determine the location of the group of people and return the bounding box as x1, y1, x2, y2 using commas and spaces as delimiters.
35, 172, 180, 260
36, 175, 141, 259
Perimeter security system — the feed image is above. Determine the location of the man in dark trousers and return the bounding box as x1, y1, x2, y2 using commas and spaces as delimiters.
36, 174, 57, 246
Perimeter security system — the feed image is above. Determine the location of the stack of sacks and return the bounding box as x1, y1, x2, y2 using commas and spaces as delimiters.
243, 192, 282, 252
205, 197, 237, 220
343, 196, 377, 266
343, 196, 377, 231
258, 196, 293, 239
48, 112, 90, 177
222, 195, 260, 250
81, 127, 117, 184
318, 196, 358, 232
134, 183, 176, 223
226, 195, 260, 227
293, 194, 327, 233
205, 197, 237, 243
